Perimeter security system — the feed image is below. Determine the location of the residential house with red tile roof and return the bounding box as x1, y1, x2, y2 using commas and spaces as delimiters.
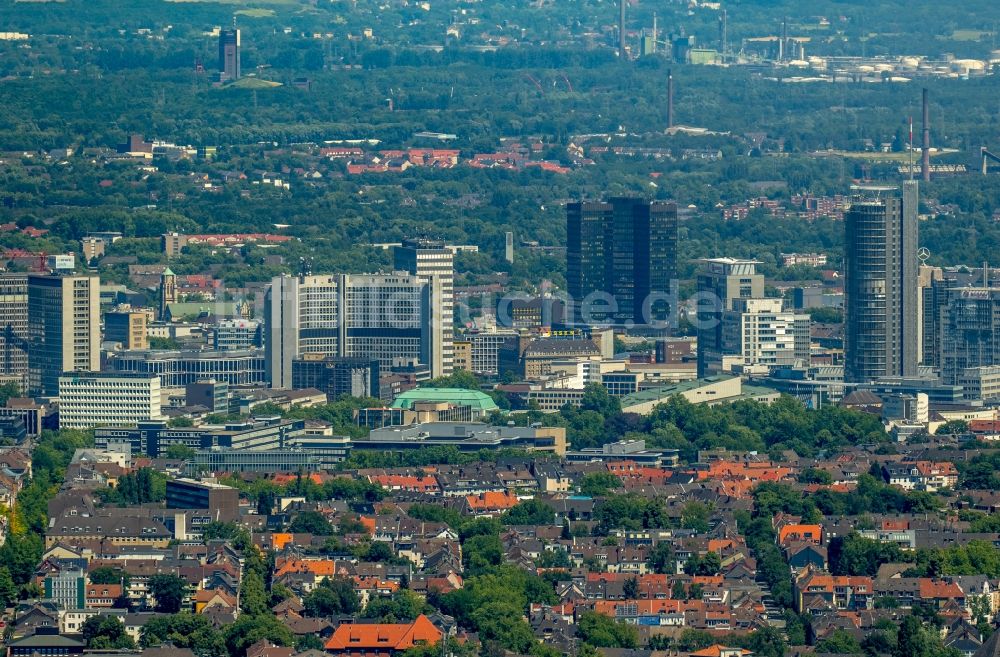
778, 524, 823, 547
367, 474, 440, 493
919, 579, 967, 610
324, 614, 443, 656
84, 583, 122, 608
688, 646, 753, 657
462, 491, 519, 516
794, 567, 873, 612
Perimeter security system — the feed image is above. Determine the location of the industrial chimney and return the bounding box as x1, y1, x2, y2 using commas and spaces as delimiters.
619, 0, 626, 59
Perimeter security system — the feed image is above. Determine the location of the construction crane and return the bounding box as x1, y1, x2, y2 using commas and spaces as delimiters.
982, 147, 1000, 174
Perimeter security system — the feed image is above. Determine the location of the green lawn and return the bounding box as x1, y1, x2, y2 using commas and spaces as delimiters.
235, 8, 276, 17
949, 29, 991, 41
225, 76, 283, 89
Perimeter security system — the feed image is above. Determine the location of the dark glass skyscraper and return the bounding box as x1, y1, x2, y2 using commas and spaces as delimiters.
844, 181, 919, 383
566, 198, 677, 327
218, 29, 241, 82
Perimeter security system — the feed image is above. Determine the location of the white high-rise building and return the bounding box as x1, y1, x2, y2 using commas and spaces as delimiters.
717, 298, 810, 374
265, 272, 447, 388
58, 372, 163, 429
394, 239, 454, 375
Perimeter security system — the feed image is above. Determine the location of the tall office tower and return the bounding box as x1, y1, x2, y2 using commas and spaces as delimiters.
27, 274, 100, 397
939, 288, 1000, 384
843, 182, 919, 383
265, 273, 446, 389
394, 238, 454, 375
695, 258, 765, 377
0, 273, 28, 386
918, 265, 947, 367
218, 29, 241, 82
566, 198, 678, 327
505, 232, 514, 264
719, 298, 810, 373
160, 267, 177, 319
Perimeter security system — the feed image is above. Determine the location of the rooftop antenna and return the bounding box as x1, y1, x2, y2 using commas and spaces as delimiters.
922, 88, 931, 183
908, 115, 914, 181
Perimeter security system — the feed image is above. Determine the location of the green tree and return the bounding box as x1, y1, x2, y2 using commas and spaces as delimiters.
684, 551, 722, 576
576, 611, 639, 648
577, 471, 622, 496
362, 589, 431, 622
472, 601, 536, 654
579, 383, 621, 418
0, 533, 43, 586
0, 382, 20, 407
936, 420, 969, 436
223, 614, 294, 657
424, 370, 481, 390
82, 615, 135, 650
462, 534, 504, 575
89, 566, 130, 588
288, 510, 334, 535
0, 567, 17, 609
140, 612, 223, 655
623, 576, 639, 599
303, 577, 360, 617
815, 629, 862, 654
829, 533, 907, 577
202, 521, 246, 542
895, 615, 926, 657
148, 573, 188, 613
648, 542, 674, 574
238, 571, 269, 616
680, 501, 711, 533
502, 498, 555, 526
165, 444, 196, 458
798, 467, 834, 485
361, 540, 396, 562
295, 634, 325, 651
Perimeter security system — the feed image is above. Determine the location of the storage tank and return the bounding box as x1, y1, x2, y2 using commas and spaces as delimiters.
952, 59, 985, 73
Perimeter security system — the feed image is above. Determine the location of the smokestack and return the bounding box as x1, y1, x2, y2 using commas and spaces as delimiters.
922, 88, 931, 183
652, 12, 657, 54
778, 19, 788, 62
667, 69, 674, 130
720, 9, 728, 55
619, 0, 626, 60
